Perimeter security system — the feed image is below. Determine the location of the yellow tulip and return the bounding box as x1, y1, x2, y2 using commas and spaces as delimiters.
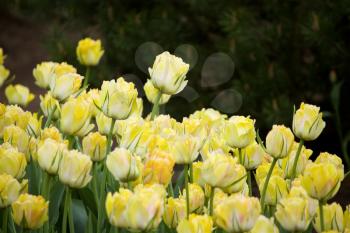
39, 92, 60, 120
255, 162, 284, 186
301, 163, 341, 201
143, 149, 175, 186
344, 205, 350, 231
96, 112, 117, 135
288, 184, 318, 216
3, 125, 30, 158
200, 133, 230, 160
149, 51, 189, 95
126, 184, 166, 231
151, 114, 177, 133
180, 183, 205, 213
223, 116, 256, 148
33, 61, 57, 88
177, 214, 213, 233
189, 108, 227, 133
201, 154, 246, 193
214, 194, 261, 233
293, 102, 326, 141
0, 105, 28, 137
0, 65, 10, 87
259, 175, 288, 206
170, 134, 201, 164
37, 138, 67, 175
210, 188, 228, 207
105, 189, 133, 228
315, 152, 344, 180
40, 126, 67, 144
5, 84, 35, 106
144, 79, 171, 105
76, 37, 104, 66
81, 132, 107, 162
0, 143, 27, 179
0, 48, 4, 65
313, 203, 344, 233
163, 197, 187, 229
239, 142, 265, 170
49, 72, 83, 101
83, 88, 101, 117
11, 194, 48, 229
192, 161, 206, 188
0, 174, 27, 207
250, 215, 279, 233
178, 118, 208, 143
58, 150, 92, 188
129, 97, 143, 118
275, 197, 315, 232
99, 77, 138, 120
60, 96, 94, 137
106, 148, 140, 182
266, 125, 294, 159
53, 62, 77, 77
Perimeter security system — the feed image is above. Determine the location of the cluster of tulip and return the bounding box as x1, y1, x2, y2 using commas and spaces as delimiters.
0, 38, 348, 233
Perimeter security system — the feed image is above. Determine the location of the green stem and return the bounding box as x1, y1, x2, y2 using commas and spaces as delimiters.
98, 118, 116, 232
247, 170, 252, 196
150, 92, 162, 120
92, 163, 99, 202
238, 148, 242, 164
42, 173, 51, 233
189, 163, 193, 183
67, 188, 75, 233
209, 187, 215, 216
44, 105, 57, 128
290, 139, 304, 180
74, 136, 83, 152
167, 182, 174, 197
184, 164, 190, 219
260, 158, 277, 211
319, 201, 325, 232
83, 66, 91, 87
2, 207, 8, 233
62, 187, 70, 233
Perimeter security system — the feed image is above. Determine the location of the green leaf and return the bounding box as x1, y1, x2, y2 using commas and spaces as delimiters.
174, 170, 185, 197
330, 81, 343, 112
72, 199, 88, 233
49, 180, 65, 225
26, 161, 41, 195
77, 187, 98, 217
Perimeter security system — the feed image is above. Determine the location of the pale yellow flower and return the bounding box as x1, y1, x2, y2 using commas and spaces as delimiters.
177, 214, 213, 233
266, 125, 294, 159
0, 65, 10, 87
49, 72, 83, 101
76, 37, 104, 66
163, 197, 187, 229
250, 215, 279, 233
0, 143, 27, 179
144, 79, 171, 105
33, 61, 57, 88
5, 84, 35, 106
37, 138, 67, 175
223, 116, 256, 148
0, 174, 27, 207
180, 183, 205, 213
3, 125, 30, 159
313, 203, 344, 233
82, 132, 107, 162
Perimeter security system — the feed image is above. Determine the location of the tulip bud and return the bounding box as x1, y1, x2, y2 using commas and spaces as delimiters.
0, 65, 10, 87
33, 61, 57, 88
76, 38, 104, 66
315, 152, 344, 180
40, 127, 67, 144
37, 138, 67, 175
313, 203, 344, 233
345, 205, 350, 231
106, 148, 140, 182
170, 134, 201, 164
143, 149, 175, 186
301, 163, 341, 201
144, 79, 171, 105
11, 194, 49, 229
96, 112, 117, 135
255, 162, 284, 186
163, 197, 187, 229
293, 103, 326, 141
192, 161, 206, 187
177, 118, 208, 145
275, 197, 315, 232
99, 77, 138, 120
0, 143, 27, 179
106, 189, 133, 228
239, 142, 265, 170
49, 72, 83, 101
250, 215, 279, 233
82, 132, 107, 162
201, 154, 246, 193
0, 174, 27, 207
3, 125, 30, 158
39, 92, 60, 120
60, 96, 94, 137
54, 62, 77, 77
180, 183, 205, 213
177, 214, 213, 233
148, 51, 189, 95
126, 184, 166, 231
223, 116, 256, 148
189, 108, 226, 132
259, 175, 288, 206
266, 125, 294, 159
0, 48, 4, 65
5, 84, 35, 107
214, 194, 261, 233
58, 150, 92, 188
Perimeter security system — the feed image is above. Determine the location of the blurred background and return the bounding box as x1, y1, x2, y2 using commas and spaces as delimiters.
0, 0, 350, 169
